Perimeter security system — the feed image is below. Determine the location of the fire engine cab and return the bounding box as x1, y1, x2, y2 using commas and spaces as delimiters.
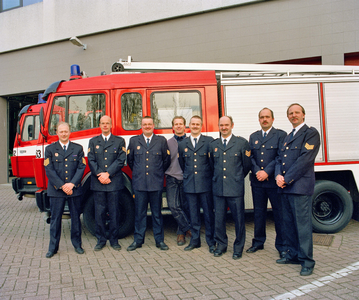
12, 57, 359, 238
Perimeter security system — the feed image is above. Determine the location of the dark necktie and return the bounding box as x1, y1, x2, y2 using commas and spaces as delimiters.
146, 138, 150, 147
63, 145, 66, 152
194, 138, 197, 149
263, 132, 267, 138
104, 137, 107, 143
223, 139, 227, 148
289, 129, 295, 141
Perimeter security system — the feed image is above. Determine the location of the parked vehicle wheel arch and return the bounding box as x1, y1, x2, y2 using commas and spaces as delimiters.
312, 180, 353, 233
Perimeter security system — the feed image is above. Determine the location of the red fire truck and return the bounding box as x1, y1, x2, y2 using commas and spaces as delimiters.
11, 95, 47, 200
12, 58, 359, 238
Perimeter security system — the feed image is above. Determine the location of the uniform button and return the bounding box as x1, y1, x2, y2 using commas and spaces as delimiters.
146, 172, 149, 175
65, 165, 68, 167
105, 150, 107, 152
223, 160, 226, 163
194, 165, 197, 168
147, 151, 149, 154
262, 145, 265, 147
146, 158, 149, 161
66, 177, 68, 180
283, 171, 286, 174
194, 159, 197, 162
284, 155, 287, 157
261, 167, 264, 169
223, 176, 226, 179
283, 163, 285, 165
223, 168, 226, 171
66, 171, 68, 173
65, 159, 68, 161
194, 153, 197, 156
224, 152, 226, 155
261, 159, 263, 162
261, 152, 264, 155
286, 147, 289, 150
105, 165, 107, 168
105, 158, 107, 160
146, 165, 149, 168
195, 172, 197, 174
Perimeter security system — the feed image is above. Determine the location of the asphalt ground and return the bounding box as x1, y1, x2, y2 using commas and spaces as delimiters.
1, 183, 359, 300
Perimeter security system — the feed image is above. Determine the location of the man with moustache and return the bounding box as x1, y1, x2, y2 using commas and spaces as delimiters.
275, 103, 320, 276
127, 116, 171, 251
165, 116, 191, 246
88, 115, 126, 251
209, 116, 252, 259
246, 108, 287, 258
178, 115, 215, 253
44, 122, 86, 258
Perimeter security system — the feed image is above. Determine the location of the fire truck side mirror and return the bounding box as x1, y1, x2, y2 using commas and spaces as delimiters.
16, 122, 20, 135
39, 107, 44, 128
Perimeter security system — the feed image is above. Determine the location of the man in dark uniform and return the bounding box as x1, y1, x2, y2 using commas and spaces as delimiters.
275, 103, 320, 276
246, 108, 287, 258
165, 116, 191, 246
44, 122, 86, 258
178, 115, 215, 253
209, 116, 252, 260
88, 115, 126, 251
126, 116, 171, 251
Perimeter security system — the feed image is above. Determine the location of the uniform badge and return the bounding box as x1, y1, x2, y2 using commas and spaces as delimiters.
245, 150, 251, 157
55, 153, 59, 157
127, 149, 130, 154
255, 140, 258, 144
208, 153, 210, 157
44, 158, 50, 166
215, 148, 218, 152
82, 157, 86, 165
96, 145, 100, 149
137, 146, 140, 150
122, 147, 126, 152
167, 149, 170, 155
305, 143, 314, 150
185, 148, 188, 152
88, 147, 91, 153
284, 142, 287, 146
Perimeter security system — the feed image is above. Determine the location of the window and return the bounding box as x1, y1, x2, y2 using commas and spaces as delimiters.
49, 94, 105, 135
121, 93, 142, 130
21, 115, 40, 141
151, 91, 201, 128
1, 0, 42, 12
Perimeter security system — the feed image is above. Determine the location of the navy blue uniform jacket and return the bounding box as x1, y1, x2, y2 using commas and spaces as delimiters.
275, 125, 320, 195
88, 134, 126, 191
209, 135, 252, 197
249, 127, 286, 189
44, 141, 86, 197
178, 135, 213, 193
127, 134, 171, 192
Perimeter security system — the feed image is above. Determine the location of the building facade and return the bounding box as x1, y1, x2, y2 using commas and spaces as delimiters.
1, 0, 359, 183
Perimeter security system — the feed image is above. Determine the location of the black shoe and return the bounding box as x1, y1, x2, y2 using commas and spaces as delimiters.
276, 257, 301, 264
111, 243, 122, 251
94, 243, 106, 251
279, 251, 287, 258
214, 249, 226, 257
46, 251, 57, 258
184, 244, 201, 251
246, 245, 264, 253
127, 242, 142, 251
156, 242, 169, 251
232, 252, 242, 260
75, 247, 84, 254
300, 266, 314, 276
209, 245, 216, 253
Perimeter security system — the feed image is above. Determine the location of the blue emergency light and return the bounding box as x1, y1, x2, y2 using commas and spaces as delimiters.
38, 93, 46, 104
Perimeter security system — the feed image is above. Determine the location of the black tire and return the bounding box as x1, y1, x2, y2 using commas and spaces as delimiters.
111, 63, 124, 72
312, 180, 353, 233
83, 190, 135, 239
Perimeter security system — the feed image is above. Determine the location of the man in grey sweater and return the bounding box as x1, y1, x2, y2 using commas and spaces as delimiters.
165, 116, 191, 245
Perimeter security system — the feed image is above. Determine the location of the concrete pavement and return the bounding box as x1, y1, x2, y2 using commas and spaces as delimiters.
1, 183, 359, 300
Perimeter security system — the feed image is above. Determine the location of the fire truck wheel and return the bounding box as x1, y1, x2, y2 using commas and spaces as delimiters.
111, 63, 124, 72
83, 190, 135, 239
312, 180, 353, 234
